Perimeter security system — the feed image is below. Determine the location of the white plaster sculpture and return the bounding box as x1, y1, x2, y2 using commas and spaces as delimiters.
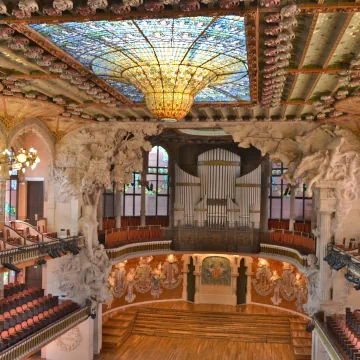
53, 123, 161, 313
53, 0, 73, 11
303, 254, 321, 317
223, 123, 360, 233
18, 0, 39, 12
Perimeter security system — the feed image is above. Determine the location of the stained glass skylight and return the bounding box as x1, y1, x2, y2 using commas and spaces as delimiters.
31, 16, 250, 119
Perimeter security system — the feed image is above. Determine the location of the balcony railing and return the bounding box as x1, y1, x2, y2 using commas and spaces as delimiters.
106, 240, 172, 261
314, 315, 344, 360
260, 243, 309, 268
0, 305, 90, 360
0, 236, 84, 265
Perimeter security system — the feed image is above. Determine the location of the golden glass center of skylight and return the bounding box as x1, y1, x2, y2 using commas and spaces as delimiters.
31, 16, 249, 120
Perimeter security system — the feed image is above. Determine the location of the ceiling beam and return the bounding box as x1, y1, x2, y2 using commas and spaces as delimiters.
287, 68, 341, 74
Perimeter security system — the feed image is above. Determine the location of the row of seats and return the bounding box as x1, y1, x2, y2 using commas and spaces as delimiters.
4, 282, 26, 298
105, 227, 164, 249
327, 309, 360, 360
0, 294, 58, 332
1, 286, 45, 313
0, 300, 79, 351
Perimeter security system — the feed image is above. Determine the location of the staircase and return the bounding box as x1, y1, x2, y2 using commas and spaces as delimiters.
132, 308, 293, 344
290, 318, 312, 360
102, 309, 137, 349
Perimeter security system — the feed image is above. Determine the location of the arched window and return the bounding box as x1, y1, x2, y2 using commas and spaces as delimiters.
122, 146, 169, 217
269, 162, 312, 220
146, 146, 169, 216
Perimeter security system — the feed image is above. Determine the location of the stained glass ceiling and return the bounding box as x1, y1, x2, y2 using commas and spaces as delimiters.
30, 16, 249, 119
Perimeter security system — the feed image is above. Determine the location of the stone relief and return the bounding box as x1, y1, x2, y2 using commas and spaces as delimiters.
252, 258, 307, 312
108, 255, 183, 303
303, 254, 321, 317
223, 123, 360, 233
53, 123, 161, 313
55, 326, 82, 352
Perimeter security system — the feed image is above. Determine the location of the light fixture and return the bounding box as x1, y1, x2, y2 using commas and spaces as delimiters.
1, 148, 40, 176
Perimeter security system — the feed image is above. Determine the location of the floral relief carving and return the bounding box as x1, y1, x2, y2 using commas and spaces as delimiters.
53, 123, 161, 313
55, 326, 82, 352
223, 123, 360, 233
108, 255, 183, 303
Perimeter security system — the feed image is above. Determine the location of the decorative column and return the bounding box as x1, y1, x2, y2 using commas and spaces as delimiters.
97, 192, 103, 231
244, 257, 254, 304
168, 160, 175, 228
0, 177, 6, 228
115, 190, 122, 228
319, 210, 333, 301
182, 256, 189, 301
289, 185, 297, 231
260, 154, 270, 233
46, 179, 56, 232
311, 189, 317, 232
140, 150, 149, 226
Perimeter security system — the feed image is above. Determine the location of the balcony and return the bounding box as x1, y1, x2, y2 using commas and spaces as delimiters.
0, 305, 90, 360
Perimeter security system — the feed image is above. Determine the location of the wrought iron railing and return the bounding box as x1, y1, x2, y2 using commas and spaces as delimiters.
106, 240, 172, 261
0, 236, 84, 265
0, 305, 90, 360
260, 243, 308, 268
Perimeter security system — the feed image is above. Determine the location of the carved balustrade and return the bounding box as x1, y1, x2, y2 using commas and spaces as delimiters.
0, 305, 90, 360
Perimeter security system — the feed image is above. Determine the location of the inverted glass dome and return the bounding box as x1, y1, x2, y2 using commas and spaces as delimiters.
31, 16, 250, 120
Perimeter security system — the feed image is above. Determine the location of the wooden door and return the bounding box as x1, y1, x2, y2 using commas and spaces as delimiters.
27, 181, 44, 225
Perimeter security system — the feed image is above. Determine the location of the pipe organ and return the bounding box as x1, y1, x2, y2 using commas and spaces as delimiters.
174, 148, 261, 228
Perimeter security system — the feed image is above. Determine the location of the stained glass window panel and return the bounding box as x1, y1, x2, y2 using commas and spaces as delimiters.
30, 16, 250, 104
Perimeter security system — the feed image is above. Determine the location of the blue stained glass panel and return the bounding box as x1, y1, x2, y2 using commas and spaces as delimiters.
30, 16, 250, 103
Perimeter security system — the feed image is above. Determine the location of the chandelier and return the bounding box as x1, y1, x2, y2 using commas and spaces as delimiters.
1, 148, 40, 175
31, 16, 250, 121
123, 64, 218, 120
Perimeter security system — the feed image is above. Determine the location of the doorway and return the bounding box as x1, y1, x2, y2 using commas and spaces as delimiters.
187, 256, 196, 302
237, 258, 247, 305
27, 181, 44, 225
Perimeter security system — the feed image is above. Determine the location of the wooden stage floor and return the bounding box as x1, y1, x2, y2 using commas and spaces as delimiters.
96, 302, 297, 360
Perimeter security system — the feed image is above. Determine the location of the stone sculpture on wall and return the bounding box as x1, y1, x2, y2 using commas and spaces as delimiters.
108, 254, 183, 303
53, 123, 160, 314
223, 123, 360, 233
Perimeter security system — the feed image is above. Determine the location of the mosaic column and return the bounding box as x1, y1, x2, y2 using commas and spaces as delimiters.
115, 190, 122, 228
311, 190, 317, 232
289, 185, 296, 231
0, 178, 6, 229
319, 210, 333, 301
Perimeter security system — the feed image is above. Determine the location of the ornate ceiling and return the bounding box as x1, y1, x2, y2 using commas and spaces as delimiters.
0, 1, 358, 140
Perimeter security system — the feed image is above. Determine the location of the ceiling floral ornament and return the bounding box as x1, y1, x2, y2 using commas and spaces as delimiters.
261, 4, 299, 108
53, 122, 161, 314
222, 122, 360, 233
